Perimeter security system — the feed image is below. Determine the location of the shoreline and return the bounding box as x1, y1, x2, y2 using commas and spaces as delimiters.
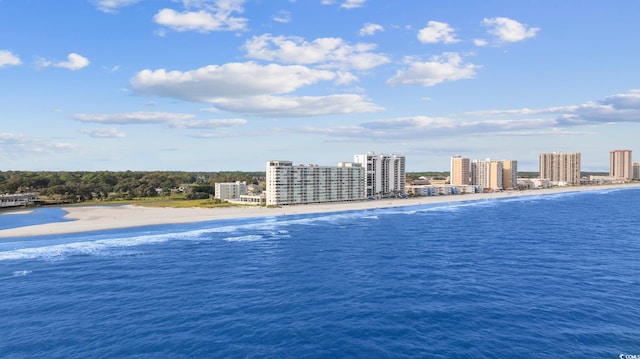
1, 184, 639, 238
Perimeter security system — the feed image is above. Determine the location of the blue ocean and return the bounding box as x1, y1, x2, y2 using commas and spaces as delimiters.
1, 188, 640, 358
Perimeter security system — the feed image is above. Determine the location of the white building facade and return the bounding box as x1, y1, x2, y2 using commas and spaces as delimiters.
471, 159, 503, 190
0, 193, 39, 208
354, 152, 406, 198
266, 160, 366, 206
215, 181, 247, 201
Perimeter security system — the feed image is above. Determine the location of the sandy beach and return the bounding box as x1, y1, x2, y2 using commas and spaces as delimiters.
1, 184, 639, 238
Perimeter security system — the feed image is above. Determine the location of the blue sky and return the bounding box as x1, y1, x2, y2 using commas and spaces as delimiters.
1, 0, 640, 172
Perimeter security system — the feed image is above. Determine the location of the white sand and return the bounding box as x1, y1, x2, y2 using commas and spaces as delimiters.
1, 184, 638, 238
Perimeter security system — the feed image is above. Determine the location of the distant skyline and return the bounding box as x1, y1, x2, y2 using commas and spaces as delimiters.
1, 0, 639, 172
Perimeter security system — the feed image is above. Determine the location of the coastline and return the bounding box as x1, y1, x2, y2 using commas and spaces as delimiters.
1, 183, 638, 238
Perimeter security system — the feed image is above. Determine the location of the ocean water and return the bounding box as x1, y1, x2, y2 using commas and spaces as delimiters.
1, 189, 640, 358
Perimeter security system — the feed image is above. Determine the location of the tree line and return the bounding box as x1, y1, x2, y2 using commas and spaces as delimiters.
0, 171, 264, 203
7, 170, 606, 205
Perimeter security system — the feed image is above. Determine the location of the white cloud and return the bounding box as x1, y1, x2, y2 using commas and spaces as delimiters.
208, 94, 382, 117
91, 0, 142, 13
73, 111, 247, 131
335, 71, 358, 85
0, 132, 76, 156
482, 17, 539, 43
34, 57, 53, 68
243, 34, 390, 70
321, 0, 365, 8
272, 10, 291, 23
561, 90, 640, 124
288, 90, 640, 143
48, 143, 78, 150
187, 132, 247, 139
464, 90, 640, 125
341, 0, 366, 9
359, 23, 384, 36
35, 53, 90, 70
464, 106, 573, 118
600, 89, 640, 109
0, 132, 28, 143
170, 118, 248, 128
296, 115, 562, 141
80, 127, 127, 138
130, 61, 383, 117
154, 9, 245, 32
473, 38, 488, 47
386, 53, 479, 87
154, 0, 247, 33
0, 50, 21, 67
74, 111, 194, 124
73, 111, 248, 128
53, 53, 90, 70
131, 62, 337, 100
417, 21, 459, 44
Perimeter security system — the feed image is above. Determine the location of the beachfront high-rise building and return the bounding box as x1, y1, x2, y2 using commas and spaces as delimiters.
215, 181, 247, 201
610, 150, 632, 180
265, 160, 366, 206
450, 155, 470, 186
354, 152, 406, 198
471, 159, 503, 190
539, 152, 581, 185
634, 163, 640, 180
502, 160, 518, 189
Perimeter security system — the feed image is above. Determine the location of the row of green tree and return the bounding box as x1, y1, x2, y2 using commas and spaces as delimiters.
0, 171, 263, 203
5, 170, 607, 204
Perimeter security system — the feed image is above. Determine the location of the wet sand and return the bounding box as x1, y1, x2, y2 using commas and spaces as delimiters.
1, 184, 638, 238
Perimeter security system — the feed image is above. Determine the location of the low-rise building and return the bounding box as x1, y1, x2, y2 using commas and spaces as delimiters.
429, 179, 448, 186
0, 193, 39, 208
407, 178, 431, 186
435, 185, 463, 195
518, 178, 552, 189
586, 175, 624, 185
406, 185, 439, 197
406, 184, 481, 197
225, 194, 266, 206
461, 185, 483, 194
